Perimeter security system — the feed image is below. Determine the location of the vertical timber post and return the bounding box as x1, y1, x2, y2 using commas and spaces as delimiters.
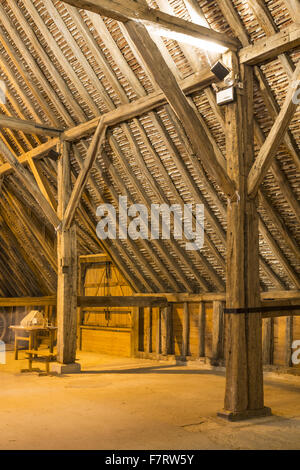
285, 316, 294, 368
155, 308, 161, 357
131, 306, 139, 358
146, 307, 152, 355
263, 318, 274, 365
218, 54, 271, 420
161, 305, 171, 356
212, 300, 224, 364
182, 302, 190, 359
56, 140, 78, 368
198, 301, 206, 359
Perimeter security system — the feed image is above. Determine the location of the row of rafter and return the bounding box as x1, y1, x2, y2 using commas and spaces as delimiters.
0, 0, 298, 295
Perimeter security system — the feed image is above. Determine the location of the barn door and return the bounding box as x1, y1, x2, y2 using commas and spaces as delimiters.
79, 260, 133, 357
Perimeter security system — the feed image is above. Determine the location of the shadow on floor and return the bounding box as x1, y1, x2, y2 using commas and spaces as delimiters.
79, 364, 226, 376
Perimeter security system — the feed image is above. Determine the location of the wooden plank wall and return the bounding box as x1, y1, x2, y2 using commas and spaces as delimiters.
137, 302, 217, 362
271, 316, 300, 369
137, 303, 300, 370
79, 259, 133, 357
293, 317, 300, 369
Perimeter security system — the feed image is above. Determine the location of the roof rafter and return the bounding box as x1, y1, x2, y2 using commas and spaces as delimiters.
246, 0, 295, 77
124, 20, 236, 198
0, 116, 63, 137
0, 68, 215, 176
283, 0, 300, 23
0, 139, 61, 228
240, 23, 300, 65
63, 119, 107, 230
248, 61, 300, 197
61, 0, 239, 50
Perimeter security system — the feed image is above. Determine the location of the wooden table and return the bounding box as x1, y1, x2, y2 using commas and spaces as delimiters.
10, 325, 57, 360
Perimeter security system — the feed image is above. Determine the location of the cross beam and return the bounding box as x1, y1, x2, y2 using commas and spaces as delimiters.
248, 61, 300, 197
0, 115, 63, 137
240, 23, 300, 65
0, 68, 216, 177
61, 0, 239, 51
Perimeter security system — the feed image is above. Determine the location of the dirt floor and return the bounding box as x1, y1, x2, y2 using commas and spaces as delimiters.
0, 349, 300, 450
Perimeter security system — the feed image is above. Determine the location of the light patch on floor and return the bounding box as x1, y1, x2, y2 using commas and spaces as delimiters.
0, 350, 300, 450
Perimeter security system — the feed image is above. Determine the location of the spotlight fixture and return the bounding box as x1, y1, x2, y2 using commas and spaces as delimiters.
210, 60, 231, 81
216, 86, 235, 106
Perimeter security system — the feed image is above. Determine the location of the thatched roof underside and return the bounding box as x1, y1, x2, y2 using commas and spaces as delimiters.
0, 0, 299, 296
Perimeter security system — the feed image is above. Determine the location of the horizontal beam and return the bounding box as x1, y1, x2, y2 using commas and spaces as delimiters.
0, 139, 61, 228
240, 23, 300, 65
0, 296, 56, 307
134, 291, 300, 302
133, 293, 226, 302
61, 0, 239, 51
77, 296, 169, 308
0, 115, 63, 137
0, 69, 215, 177
0, 291, 299, 308
63, 118, 107, 230
261, 290, 300, 301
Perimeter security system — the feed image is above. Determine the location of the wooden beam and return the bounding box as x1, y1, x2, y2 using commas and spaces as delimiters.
0, 116, 63, 137
284, 0, 300, 23
61, 0, 238, 50
0, 291, 297, 308
285, 316, 294, 366
63, 119, 107, 230
191, 80, 290, 290
216, 0, 300, 227
0, 68, 215, 177
131, 307, 140, 357
248, 61, 300, 197
198, 302, 206, 358
78, 296, 169, 308
11, 0, 94, 121
0, 139, 61, 228
161, 305, 172, 356
0, 3, 74, 127
212, 300, 224, 362
262, 290, 300, 301
259, 220, 300, 289
262, 310, 300, 319
259, 191, 300, 261
262, 318, 274, 365
182, 302, 190, 358
240, 23, 300, 65
27, 159, 57, 212
72, 144, 157, 293
254, 68, 300, 174
145, 307, 152, 354
3, 185, 57, 273
155, 308, 161, 356
123, 20, 236, 198
56, 140, 77, 364
0, 296, 56, 307
107, 135, 197, 293
133, 291, 300, 302
221, 55, 266, 419
246, 0, 295, 77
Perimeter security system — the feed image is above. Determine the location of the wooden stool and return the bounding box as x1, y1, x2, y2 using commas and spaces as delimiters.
25, 350, 56, 374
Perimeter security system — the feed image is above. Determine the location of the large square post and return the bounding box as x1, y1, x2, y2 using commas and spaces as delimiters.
219, 53, 271, 420
56, 140, 78, 367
